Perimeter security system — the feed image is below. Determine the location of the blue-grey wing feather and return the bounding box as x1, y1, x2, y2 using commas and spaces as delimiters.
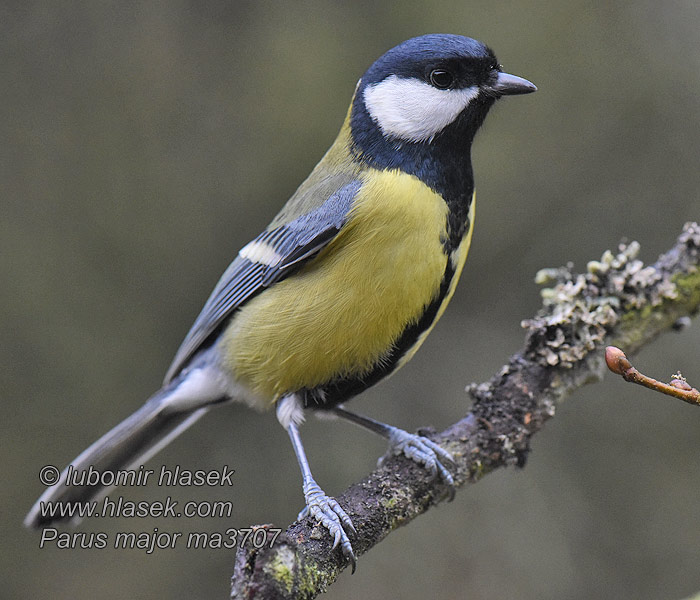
164, 180, 361, 383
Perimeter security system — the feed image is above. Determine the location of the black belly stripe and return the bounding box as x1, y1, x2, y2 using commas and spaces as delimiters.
304, 258, 458, 409
309, 96, 482, 409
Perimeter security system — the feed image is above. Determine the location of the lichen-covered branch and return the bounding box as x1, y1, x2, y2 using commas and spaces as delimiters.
231, 222, 700, 600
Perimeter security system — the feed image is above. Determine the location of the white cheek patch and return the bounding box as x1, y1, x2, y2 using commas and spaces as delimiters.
363, 75, 480, 143
239, 239, 283, 267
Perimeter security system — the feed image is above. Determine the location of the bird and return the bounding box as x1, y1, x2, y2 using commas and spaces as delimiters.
25, 33, 536, 570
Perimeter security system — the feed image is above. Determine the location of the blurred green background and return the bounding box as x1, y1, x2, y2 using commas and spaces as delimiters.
3, 1, 700, 599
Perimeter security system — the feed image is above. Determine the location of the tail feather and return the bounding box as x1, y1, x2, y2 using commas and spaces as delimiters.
25, 388, 210, 529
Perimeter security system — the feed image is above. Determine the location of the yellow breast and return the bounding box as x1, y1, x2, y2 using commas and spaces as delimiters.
396, 194, 475, 369
220, 168, 451, 404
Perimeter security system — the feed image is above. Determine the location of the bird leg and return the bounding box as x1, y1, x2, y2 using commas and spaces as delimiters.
331, 405, 455, 496
277, 396, 357, 572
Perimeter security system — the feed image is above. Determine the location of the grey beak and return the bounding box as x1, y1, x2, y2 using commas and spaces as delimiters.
486, 72, 537, 96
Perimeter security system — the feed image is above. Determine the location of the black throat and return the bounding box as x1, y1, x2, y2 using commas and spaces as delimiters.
349, 93, 494, 249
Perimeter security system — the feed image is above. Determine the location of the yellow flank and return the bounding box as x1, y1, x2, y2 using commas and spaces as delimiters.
220, 168, 450, 405
396, 194, 475, 369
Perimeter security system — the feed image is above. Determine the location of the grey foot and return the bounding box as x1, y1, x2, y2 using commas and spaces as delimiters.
299, 479, 357, 572
381, 428, 455, 498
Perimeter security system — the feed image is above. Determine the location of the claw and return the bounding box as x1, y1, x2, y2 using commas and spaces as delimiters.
383, 428, 455, 499
301, 479, 357, 572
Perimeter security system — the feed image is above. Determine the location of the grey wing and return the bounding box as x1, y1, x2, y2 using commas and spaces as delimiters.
163, 180, 362, 383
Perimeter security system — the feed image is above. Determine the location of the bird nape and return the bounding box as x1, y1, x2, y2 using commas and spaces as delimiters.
25, 33, 535, 573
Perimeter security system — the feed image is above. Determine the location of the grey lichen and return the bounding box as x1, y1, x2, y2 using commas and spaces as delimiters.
522, 222, 699, 369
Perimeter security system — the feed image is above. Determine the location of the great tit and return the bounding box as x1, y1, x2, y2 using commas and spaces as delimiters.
26, 33, 536, 570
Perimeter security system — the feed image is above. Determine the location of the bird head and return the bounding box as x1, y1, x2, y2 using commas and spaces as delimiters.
350, 34, 536, 161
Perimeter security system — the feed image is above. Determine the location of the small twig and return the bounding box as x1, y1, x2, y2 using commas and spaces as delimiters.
605, 345, 700, 406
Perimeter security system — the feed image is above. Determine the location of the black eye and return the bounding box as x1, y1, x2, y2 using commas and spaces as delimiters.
429, 69, 455, 89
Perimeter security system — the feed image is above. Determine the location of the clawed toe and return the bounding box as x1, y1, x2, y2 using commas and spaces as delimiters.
384, 428, 455, 497
301, 480, 357, 572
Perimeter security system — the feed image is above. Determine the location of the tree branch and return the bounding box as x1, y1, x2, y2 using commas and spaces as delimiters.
231, 222, 700, 600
